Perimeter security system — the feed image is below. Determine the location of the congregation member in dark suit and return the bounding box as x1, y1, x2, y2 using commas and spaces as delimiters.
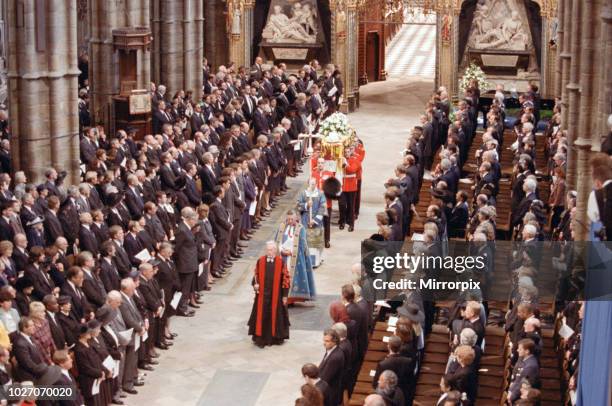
42, 294, 67, 350
507, 339, 541, 404
24, 246, 57, 301
99, 241, 122, 292
52, 349, 85, 406
174, 207, 199, 317
11, 317, 52, 382
343, 284, 369, 369
302, 363, 334, 406
373, 335, 414, 405
78, 212, 99, 256
60, 266, 93, 323
319, 329, 345, 406
155, 242, 181, 339
77, 251, 107, 310
209, 186, 232, 277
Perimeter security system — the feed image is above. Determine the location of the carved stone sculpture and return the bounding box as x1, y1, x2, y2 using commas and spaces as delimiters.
262, 3, 318, 44
468, 0, 532, 51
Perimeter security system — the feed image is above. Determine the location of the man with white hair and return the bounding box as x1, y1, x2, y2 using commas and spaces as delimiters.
247, 241, 290, 347
511, 177, 538, 229
375, 369, 405, 405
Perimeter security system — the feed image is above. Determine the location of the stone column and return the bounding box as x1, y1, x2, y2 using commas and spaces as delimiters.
153, 0, 203, 97
555, 0, 565, 97
243, 0, 254, 65
566, 0, 582, 189
559, 0, 572, 130
7, 0, 80, 184
596, 5, 612, 147
204, 0, 228, 69
90, 0, 151, 127
574, 0, 603, 241
0, 0, 8, 108
345, 1, 357, 112
333, 2, 348, 113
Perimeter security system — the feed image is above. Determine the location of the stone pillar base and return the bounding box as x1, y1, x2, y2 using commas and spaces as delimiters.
348, 93, 356, 112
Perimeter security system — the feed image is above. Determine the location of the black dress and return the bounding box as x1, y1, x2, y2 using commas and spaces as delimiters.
74, 341, 105, 406
91, 335, 116, 404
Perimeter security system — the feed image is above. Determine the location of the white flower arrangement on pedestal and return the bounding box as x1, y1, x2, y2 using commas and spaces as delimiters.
459, 62, 489, 94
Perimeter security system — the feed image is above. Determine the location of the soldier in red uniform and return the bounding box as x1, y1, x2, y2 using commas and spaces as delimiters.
353, 138, 366, 219
339, 146, 362, 232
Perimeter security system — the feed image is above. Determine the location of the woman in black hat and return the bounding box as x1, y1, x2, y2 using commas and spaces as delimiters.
14, 276, 35, 316
73, 323, 106, 406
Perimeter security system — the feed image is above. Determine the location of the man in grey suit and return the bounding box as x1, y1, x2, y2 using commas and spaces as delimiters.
119, 279, 146, 394
98, 292, 139, 399
174, 207, 199, 316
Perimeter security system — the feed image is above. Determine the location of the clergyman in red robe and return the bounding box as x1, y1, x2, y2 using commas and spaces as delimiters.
248, 241, 291, 347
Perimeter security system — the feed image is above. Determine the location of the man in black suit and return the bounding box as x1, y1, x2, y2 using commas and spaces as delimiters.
80, 127, 98, 165
183, 163, 201, 207
44, 196, 65, 245
98, 241, 122, 292
302, 363, 334, 406
12, 233, 30, 272
12, 317, 51, 382
319, 328, 345, 406
250, 56, 264, 81
60, 266, 93, 322
174, 207, 199, 316
125, 175, 146, 219
77, 252, 107, 310
0, 140, 10, 173
0, 202, 15, 242
209, 186, 232, 277
52, 349, 85, 406
511, 177, 538, 229
373, 335, 414, 405
507, 339, 541, 403
199, 152, 218, 198
253, 100, 271, 136
138, 262, 166, 352
343, 284, 369, 367
58, 188, 81, 244
109, 226, 132, 278
190, 104, 207, 135
43, 168, 62, 198
78, 212, 99, 257
24, 246, 58, 301
153, 100, 173, 135
43, 294, 67, 350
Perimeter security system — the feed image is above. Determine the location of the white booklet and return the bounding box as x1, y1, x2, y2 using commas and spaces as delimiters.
170, 292, 182, 309
135, 249, 152, 262
92, 378, 101, 395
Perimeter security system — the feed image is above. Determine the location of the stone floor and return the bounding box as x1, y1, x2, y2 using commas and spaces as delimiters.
129, 78, 432, 405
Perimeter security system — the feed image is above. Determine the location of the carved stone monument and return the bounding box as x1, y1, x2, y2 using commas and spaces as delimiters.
259, 0, 326, 63
464, 0, 540, 90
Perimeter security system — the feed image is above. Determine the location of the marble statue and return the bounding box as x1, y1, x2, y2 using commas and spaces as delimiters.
468, 0, 532, 51
262, 3, 318, 44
